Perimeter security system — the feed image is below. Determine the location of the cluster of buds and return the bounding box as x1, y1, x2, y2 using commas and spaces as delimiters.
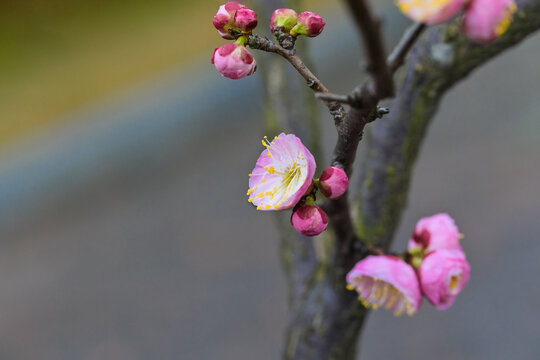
211, 2, 258, 79
270, 9, 325, 49
397, 0, 517, 43
247, 133, 348, 237
347, 213, 470, 315
211, 3, 327, 78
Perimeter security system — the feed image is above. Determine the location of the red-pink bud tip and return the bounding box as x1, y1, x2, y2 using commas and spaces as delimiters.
319, 166, 349, 200
235, 8, 258, 32
290, 205, 328, 236
291, 11, 325, 37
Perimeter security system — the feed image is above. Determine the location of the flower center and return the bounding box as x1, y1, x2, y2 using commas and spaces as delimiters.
449, 275, 459, 291
347, 275, 415, 316
495, 3, 516, 37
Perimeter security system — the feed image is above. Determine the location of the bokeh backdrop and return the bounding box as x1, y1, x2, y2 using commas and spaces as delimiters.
1, 0, 539, 359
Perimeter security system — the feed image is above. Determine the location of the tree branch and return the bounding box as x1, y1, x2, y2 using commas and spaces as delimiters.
242, 33, 347, 125
343, 0, 394, 98
387, 22, 426, 73
281, 0, 540, 358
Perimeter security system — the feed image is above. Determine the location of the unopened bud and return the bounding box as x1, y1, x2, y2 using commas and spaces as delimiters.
291, 11, 325, 37
211, 43, 256, 80
290, 205, 328, 236
270, 8, 298, 33
319, 166, 348, 199
235, 7, 258, 32
213, 2, 257, 39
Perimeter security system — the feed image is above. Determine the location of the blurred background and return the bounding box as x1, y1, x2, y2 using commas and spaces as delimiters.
0, 0, 539, 359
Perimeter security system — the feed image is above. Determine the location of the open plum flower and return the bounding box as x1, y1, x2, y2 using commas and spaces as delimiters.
409, 213, 462, 253
346, 255, 422, 316
418, 249, 471, 310
397, 0, 465, 25
247, 133, 316, 210
462, 0, 517, 43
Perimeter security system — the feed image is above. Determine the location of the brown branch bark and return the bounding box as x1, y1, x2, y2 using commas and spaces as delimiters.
344, 0, 394, 98
280, 1, 540, 359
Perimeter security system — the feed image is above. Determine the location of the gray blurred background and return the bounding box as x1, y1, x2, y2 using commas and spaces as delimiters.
0, 1, 539, 359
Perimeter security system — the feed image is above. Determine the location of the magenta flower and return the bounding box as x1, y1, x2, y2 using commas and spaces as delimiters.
291, 11, 326, 37
248, 133, 316, 211
212, 43, 256, 80
408, 213, 462, 253
419, 249, 470, 310
319, 166, 349, 200
396, 0, 465, 25
346, 256, 422, 316
270, 8, 298, 33
290, 204, 328, 236
462, 0, 517, 43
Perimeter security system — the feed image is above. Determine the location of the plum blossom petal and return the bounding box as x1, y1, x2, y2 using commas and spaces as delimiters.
346, 255, 422, 316
248, 133, 316, 210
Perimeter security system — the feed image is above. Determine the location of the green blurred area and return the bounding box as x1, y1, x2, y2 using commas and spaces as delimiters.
0, 0, 223, 148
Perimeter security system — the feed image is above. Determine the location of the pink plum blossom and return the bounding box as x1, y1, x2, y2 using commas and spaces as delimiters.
408, 213, 462, 253
270, 8, 298, 33
346, 255, 422, 316
212, 1, 250, 39
319, 166, 349, 200
235, 7, 258, 32
396, 0, 466, 25
462, 0, 517, 43
291, 11, 326, 37
212, 43, 256, 80
247, 133, 316, 210
290, 204, 328, 236
418, 249, 470, 310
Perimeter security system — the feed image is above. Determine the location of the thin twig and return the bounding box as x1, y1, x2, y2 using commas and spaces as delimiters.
343, 0, 394, 98
387, 22, 426, 73
241, 33, 347, 125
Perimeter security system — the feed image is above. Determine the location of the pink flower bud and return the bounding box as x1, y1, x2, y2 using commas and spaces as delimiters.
462, 0, 517, 43
290, 205, 328, 236
319, 166, 349, 200
211, 43, 256, 80
396, 0, 465, 25
408, 213, 462, 253
418, 249, 470, 310
212, 1, 248, 39
347, 255, 422, 316
291, 11, 325, 37
270, 8, 298, 33
235, 8, 258, 32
